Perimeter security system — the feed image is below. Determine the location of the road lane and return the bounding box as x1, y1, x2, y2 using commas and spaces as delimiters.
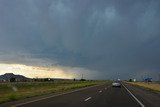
84, 85, 140, 107
12, 84, 108, 107
13, 83, 140, 107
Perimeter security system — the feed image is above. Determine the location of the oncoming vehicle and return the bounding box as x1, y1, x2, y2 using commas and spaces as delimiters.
112, 81, 121, 88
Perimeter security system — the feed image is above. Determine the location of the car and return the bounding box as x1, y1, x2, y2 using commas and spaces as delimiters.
112, 81, 121, 88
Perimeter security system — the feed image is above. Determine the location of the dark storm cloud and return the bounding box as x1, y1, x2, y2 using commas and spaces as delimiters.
0, 0, 160, 80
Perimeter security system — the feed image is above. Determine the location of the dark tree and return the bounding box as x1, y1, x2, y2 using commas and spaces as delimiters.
129, 79, 132, 82
10, 77, 16, 82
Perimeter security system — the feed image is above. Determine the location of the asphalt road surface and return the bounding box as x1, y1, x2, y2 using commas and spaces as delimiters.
11, 83, 140, 107
1, 82, 159, 107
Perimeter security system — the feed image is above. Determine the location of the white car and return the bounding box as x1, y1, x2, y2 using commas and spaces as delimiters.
112, 82, 121, 88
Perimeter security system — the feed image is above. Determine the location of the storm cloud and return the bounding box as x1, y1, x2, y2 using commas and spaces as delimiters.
0, 0, 160, 80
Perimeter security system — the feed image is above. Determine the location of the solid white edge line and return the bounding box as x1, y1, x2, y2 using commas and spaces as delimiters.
122, 83, 145, 107
84, 97, 92, 101
11, 83, 106, 107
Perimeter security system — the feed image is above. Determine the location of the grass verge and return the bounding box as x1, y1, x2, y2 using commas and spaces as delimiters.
126, 82, 160, 93
0, 80, 109, 103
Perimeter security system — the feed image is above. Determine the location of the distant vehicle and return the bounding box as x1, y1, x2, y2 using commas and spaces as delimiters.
117, 79, 120, 81
112, 81, 121, 88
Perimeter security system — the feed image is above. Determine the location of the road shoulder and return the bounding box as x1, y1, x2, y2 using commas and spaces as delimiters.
124, 83, 160, 107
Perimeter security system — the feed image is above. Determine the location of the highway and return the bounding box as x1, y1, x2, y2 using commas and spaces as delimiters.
1, 82, 160, 107
12, 83, 140, 107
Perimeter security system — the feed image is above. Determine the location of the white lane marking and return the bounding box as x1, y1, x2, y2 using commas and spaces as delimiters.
122, 83, 145, 107
99, 90, 102, 93
84, 97, 92, 101
11, 84, 106, 107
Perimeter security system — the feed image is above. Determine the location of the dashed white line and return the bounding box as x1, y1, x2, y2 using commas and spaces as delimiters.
84, 97, 92, 101
99, 90, 102, 93
122, 83, 145, 107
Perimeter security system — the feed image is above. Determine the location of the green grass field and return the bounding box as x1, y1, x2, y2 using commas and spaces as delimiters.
0, 80, 109, 103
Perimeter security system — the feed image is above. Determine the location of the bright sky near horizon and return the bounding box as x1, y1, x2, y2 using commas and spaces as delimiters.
0, 63, 74, 79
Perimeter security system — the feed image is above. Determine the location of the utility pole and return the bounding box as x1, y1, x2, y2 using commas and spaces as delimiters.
159, 73, 160, 83
81, 74, 83, 80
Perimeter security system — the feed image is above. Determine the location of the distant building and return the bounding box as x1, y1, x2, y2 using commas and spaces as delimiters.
133, 79, 136, 82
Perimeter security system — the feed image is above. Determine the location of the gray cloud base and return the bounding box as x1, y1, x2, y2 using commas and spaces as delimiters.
0, 0, 160, 80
